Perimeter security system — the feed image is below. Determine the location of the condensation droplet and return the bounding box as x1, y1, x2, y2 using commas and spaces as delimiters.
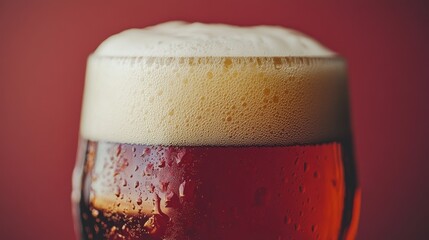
175, 149, 186, 164
179, 181, 186, 197
254, 187, 268, 206
124, 159, 129, 167
311, 224, 318, 233
114, 187, 121, 197
165, 191, 180, 208
158, 160, 166, 168
313, 171, 319, 178
145, 163, 154, 176
294, 157, 299, 165
284, 215, 292, 224
136, 197, 143, 205
294, 223, 301, 231
116, 145, 122, 157
160, 181, 169, 192
143, 214, 168, 236
148, 183, 155, 193
142, 148, 151, 157
332, 179, 337, 187
91, 209, 99, 217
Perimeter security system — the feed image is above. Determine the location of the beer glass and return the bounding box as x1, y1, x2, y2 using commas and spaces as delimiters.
72, 22, 360, 240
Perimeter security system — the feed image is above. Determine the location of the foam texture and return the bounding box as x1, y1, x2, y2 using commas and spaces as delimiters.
81, 56, 349, 146
81, 22, 348, 146
94, 21, 335, 57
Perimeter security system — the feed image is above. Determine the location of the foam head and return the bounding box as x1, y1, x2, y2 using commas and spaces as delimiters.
80, 22, 348, 146
94, 21, 335, 57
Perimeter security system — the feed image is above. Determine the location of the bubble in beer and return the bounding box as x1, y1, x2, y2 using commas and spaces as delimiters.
284, 215, 292, 224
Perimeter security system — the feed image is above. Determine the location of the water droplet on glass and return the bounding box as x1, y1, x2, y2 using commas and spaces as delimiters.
114, 187, 121, 197
116, 145, 122, 157
254, 187, 267, 206
136, 197, 143, 206
158, 159, 166, 168
175, 149, 186, 164
143, 214, 168, 237
142, 148, 151, 157
313, 171, 319, 178
284, 215, 292, 224
179, 181, 186, 197
165, 191, 180, 208
159, 181, 169, 192
294, 223, 301, 231
332, 179, 337, 187
91, 209, 99, 217
121, 223, 127, 230
145, 163, 154, 176
312, 224, 318, 233
148, 183, 155, 193
294, 157, 299, 165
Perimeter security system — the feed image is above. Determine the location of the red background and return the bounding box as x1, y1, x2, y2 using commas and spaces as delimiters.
1, 0, 428, 239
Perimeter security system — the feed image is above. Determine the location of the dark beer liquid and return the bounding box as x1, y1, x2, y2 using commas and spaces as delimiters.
73, 139, 359, 240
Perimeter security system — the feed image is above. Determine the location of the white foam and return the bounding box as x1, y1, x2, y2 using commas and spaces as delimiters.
94, 21, 335, 57
80, 22, 348, 146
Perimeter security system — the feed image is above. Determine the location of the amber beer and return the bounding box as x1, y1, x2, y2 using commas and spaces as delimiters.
72, 22, 360, 240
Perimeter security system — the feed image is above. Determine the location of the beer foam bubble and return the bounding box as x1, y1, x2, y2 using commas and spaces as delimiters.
94, 21, 334, 57
81, 22, 348, 146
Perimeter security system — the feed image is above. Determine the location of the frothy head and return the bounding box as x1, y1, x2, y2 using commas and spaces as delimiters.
94, 21, 335, 57
81, 22, 348, 146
